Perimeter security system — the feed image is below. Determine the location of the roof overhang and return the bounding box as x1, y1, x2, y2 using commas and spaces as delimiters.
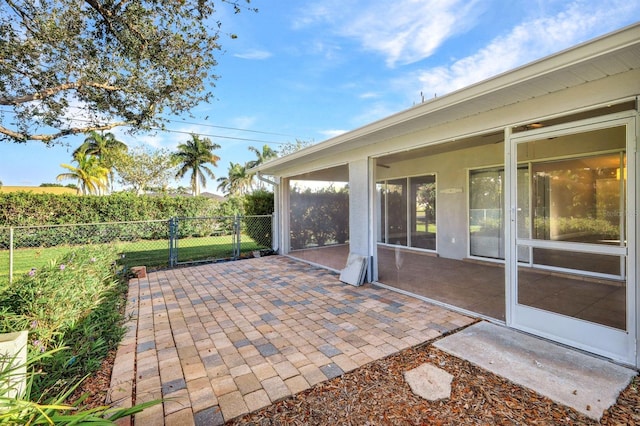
255, 23, 640, 176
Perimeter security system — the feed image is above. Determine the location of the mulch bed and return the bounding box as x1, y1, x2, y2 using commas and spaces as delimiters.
69, 350, 117, 409
229, 341, 640, 425
79, 337, 639, 425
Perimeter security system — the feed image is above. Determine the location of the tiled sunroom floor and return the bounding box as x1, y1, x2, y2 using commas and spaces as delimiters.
108, 256, 475, 425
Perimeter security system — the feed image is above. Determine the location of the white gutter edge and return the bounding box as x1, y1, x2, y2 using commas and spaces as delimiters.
256, 172, 279, 186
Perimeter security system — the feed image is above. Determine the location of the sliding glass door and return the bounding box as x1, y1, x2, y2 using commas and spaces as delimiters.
378, 174, 436, 250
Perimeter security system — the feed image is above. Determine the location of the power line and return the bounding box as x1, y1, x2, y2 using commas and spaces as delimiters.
0, 107, 309, 145
146, 126, 291, 145
165, 117, 301, 138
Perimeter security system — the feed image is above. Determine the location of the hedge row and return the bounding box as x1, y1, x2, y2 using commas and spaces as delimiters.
244, 190, 275, 248
0, 191, 276, 249
290, 190, 349, 249
0, 192, 221, 227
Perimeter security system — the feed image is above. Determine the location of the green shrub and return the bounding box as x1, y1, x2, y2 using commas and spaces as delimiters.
244, 191, 274, 249
533, 216, 620, 240
244, 190, 274, 215
0, 192, 218, 227
0, 246, 127, 397
0, 192, 222, 247
289, 188, 348, 249
213, 195, 245, 217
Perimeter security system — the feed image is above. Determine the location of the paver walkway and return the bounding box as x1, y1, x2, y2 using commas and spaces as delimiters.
108, 256, 475, 425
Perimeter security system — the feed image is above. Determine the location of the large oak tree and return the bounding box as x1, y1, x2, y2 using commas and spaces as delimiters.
0, 0, 255, 144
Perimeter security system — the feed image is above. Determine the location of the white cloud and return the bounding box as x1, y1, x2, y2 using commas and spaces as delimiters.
233, 49, 272, 60
359, 92, 380, 100
294, 0, 483, 67
130, 133, 168, 150
410, 0, 640, 97
320, 129, 348, 139
231, 116, 257, 130
291, 3, 333, 30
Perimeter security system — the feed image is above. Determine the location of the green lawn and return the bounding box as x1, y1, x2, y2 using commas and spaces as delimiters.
0, 234, 264, 285
415, 223, 437, 233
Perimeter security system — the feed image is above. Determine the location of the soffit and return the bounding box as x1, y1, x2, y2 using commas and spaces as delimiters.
257, 24, 640, 176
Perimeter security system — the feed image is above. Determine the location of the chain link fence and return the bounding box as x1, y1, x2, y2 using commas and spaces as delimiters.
1, 215, 273, 285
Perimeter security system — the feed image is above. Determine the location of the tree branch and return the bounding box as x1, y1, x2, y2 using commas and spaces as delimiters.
0, 121, 129, 143
4, 0, 39, 35
84, 0, 149, 49
0, 81, 121, 105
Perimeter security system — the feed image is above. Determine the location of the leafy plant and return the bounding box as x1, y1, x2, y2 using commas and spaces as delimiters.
1, 0, 256, 144
0, 348, 158, 425
0, 246, 126, 397
0, 245, 161, 423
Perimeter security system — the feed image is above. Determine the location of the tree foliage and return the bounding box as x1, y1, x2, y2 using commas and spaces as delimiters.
56, 148, 109, 195
217, 161, 253, 196
0, 0, 256, 144
216, 144, 278, 196
247, 144, 278, 169
75, 131, 128, 191
114, 146, 176, 194
173, 134, 221, 195
278, 139, 314, 157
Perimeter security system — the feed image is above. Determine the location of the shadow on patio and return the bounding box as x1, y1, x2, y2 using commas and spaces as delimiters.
107, 256, 475, 425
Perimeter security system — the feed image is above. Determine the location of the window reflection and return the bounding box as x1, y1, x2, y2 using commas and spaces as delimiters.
531, 154, 625, 245
378, 175, 436, 250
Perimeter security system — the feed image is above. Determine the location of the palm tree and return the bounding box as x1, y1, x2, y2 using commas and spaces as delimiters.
217, 162, 254, 196
216, 173, 232, 195
56, 149, 109, 195
247, 144, 278, 169
75, 131, 128, 193
172, 134, 221, 195
247, 144, 278, 190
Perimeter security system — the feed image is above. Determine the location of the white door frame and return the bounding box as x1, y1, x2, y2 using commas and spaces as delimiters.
505, 111, 637, 365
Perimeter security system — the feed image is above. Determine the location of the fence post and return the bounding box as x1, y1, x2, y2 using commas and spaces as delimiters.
9, 227, 14, 285
168, 218, 177, 267
234, 215, 241, 259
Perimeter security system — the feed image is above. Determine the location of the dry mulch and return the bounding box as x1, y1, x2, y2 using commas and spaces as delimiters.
229, 340, 640, 426
79, 336, 639, 425
69, 350, 117, 409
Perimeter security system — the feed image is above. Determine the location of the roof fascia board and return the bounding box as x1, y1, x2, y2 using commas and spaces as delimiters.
255, 23, 640, 175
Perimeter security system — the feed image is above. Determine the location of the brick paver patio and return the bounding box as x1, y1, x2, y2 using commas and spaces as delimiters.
108, 256, 475, 425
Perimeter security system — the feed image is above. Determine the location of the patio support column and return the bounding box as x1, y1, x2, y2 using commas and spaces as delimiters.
349, 159, 370, 280
280, 177, 291, 255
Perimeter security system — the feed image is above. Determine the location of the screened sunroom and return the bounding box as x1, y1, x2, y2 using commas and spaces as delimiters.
255, 24, 640, 367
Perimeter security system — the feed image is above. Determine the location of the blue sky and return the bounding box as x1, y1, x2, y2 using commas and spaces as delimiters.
1, 0, 639, 193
